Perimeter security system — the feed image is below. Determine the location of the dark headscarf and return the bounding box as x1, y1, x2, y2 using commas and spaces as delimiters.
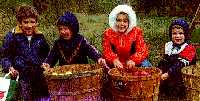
169, 18, 190, 42
57, 11, 79, 36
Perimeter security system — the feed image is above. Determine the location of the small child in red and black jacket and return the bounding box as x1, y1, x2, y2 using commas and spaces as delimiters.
158, 18, 196, 98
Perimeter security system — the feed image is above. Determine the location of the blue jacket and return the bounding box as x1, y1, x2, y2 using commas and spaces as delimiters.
1, 29, 50, 75
1, 27, 50, 98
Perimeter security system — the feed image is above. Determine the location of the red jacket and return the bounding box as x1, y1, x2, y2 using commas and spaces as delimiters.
102, 27, 148, 65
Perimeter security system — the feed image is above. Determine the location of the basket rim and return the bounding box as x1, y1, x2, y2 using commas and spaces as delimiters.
108, 67, 161, 81
181, 64, 200, 77
44, 64, 104, 80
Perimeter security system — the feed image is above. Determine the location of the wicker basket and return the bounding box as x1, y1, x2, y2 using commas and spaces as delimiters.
108, 67, 161, 101
182, 64, 200, 101
44, 64, 104, 101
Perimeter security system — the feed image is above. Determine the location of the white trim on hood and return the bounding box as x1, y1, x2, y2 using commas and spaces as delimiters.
109, 5, 137, 34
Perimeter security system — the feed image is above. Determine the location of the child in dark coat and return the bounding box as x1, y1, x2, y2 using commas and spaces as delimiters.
1, 5, 50, 101
158, 18, 196, 98
42, 11, 106, 70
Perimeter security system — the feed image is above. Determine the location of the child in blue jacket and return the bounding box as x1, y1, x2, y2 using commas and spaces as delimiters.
1, 5, 50, 101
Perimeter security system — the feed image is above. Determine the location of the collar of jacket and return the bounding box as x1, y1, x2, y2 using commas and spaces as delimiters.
12, 25, 42, 35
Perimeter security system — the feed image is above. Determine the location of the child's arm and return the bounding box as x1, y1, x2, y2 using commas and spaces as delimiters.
81, 37, 101, 62
179, 44, 196, 65
102, 29, 118, 65
43, 41, 60, 67
1, 32, 15, 73
129, 28, 148, 65
39, 35, 50, 61
160, 55, 185, 80
166, 45, 196, 77
167, 59, 185, 77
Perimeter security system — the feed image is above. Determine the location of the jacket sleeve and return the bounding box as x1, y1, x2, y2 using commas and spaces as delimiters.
168, 60, 185, 77
129, 28, 148, 65
179, 45, 196, 64
44, 42, 60, 67
39, 35, 50, 62
1, 32, 15, 72
102, 29, 118, 64
82, 37, 101, 62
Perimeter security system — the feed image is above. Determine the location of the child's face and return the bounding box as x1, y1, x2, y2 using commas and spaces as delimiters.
172, 28, 185, 45
20, 18, 37, 35
116, 13, 129, 33
58, 25, 73, 40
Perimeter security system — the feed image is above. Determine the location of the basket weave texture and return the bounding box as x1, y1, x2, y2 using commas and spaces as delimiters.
108, 67, 161, 101
182, 64, 200, 101
44, 64, 104, 101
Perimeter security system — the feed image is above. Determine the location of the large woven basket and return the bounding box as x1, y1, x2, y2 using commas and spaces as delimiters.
44, 64, 104, 101
182, 64, 200, 101
108, 67, 161, 101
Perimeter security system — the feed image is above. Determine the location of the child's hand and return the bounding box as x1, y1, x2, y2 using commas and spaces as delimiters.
98, 58, 106, 65
113, 59, 123, 69
41, 63, 52, 72
98, 58, 110, 71
126, 60, 136, 70
9, 67, 18, 78
161, 73, 169, 80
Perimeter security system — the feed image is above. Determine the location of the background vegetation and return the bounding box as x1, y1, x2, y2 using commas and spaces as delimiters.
0, 0, 200, 76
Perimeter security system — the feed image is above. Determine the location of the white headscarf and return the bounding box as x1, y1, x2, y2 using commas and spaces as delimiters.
109, 5, 137, 34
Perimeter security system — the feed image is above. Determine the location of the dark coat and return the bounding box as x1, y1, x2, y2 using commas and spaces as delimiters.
1, 29, 50, 98
1, 31, 49, 73
44, 34, 101, 67
45, 11, 101, 66
158, 42, 196, 97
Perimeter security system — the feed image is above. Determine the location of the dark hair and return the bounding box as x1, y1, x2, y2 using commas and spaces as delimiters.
169, 18, 190, 41
15, 4, 39, 23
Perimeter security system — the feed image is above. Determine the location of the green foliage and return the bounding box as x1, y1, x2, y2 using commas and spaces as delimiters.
0, 11, 190, 66
138, 16, 171, 66
0, 0, 199, 67
191, 28, 200, 43
77, 13, 109, 52
197, 48, 200, 61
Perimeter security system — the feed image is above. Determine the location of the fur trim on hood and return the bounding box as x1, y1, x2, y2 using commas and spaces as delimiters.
12, 24, 42, 34
109, 5, 137, 34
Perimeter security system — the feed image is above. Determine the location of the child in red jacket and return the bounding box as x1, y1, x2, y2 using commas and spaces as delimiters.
102, 5, 152, 101
158, 18, 196, 98
102, 5, 151, 70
